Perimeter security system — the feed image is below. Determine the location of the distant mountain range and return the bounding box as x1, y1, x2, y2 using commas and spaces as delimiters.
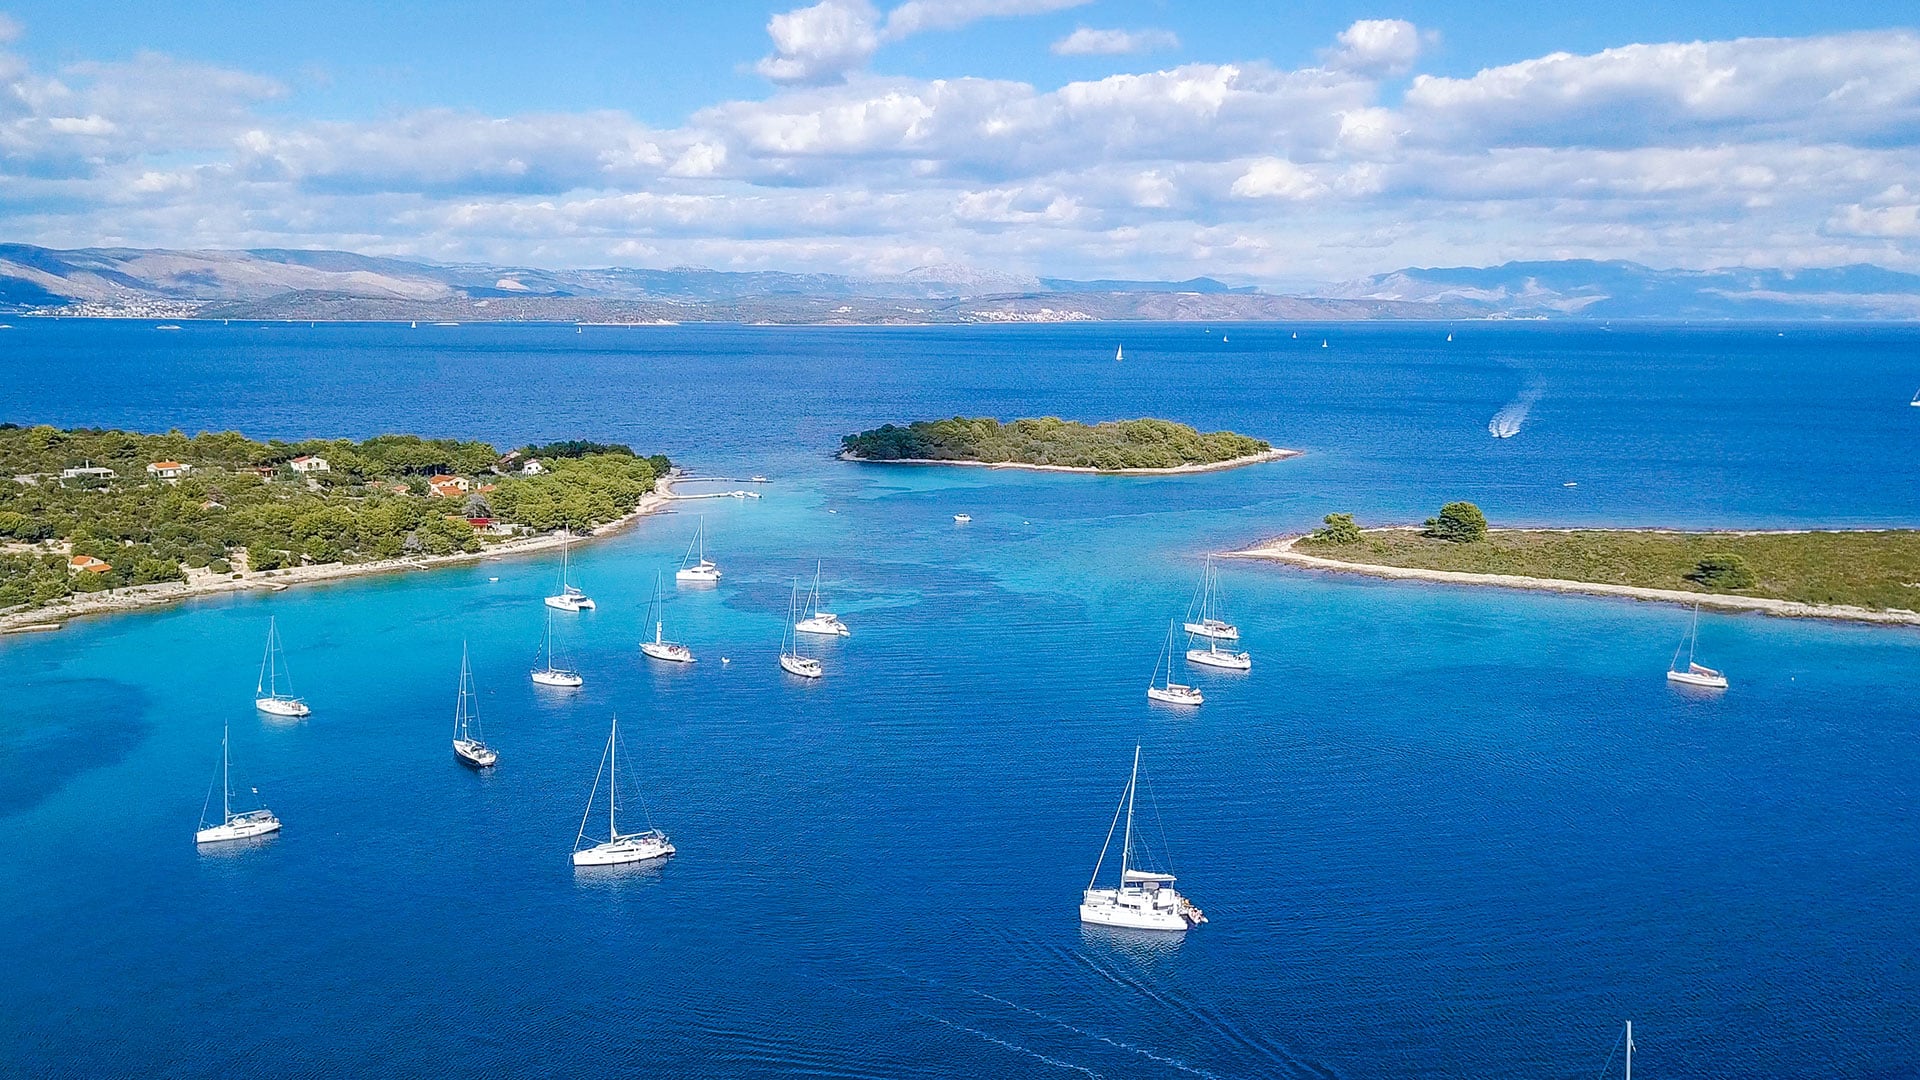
2, 244, 1916, 322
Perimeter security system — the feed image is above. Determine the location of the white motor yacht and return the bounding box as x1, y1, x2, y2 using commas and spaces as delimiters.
1079, 746, 1206, 931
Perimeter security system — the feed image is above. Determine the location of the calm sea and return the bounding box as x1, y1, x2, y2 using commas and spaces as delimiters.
1, 321, 1917, 1078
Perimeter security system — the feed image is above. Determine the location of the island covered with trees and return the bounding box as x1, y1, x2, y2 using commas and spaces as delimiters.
839, 417, 1288, 473
0, 424, 668, 612
1272, 502, 1920, 617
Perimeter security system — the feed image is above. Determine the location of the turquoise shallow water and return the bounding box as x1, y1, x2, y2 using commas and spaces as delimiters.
1, 322, 1918, 1077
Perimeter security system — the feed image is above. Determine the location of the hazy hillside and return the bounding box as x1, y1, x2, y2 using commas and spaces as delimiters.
3, 245, 1917, 321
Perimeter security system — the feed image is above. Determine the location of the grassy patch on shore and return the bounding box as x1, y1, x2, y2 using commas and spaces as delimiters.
841, 416, 1269, 471
1294, 527, 1920, 611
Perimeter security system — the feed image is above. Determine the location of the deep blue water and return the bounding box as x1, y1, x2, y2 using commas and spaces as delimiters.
1, 321, 1918, 1078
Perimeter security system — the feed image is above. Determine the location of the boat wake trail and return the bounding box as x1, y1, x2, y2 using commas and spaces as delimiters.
1488, 380, 1546, 438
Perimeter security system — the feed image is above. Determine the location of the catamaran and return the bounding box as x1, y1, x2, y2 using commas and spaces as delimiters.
675, 516, 721, 582
544, 532, 595, 611
1182, 554, 1240, 641
779, 581, 823, 679
794, 561, 850, 636
571, 712, 675, 866
639, 572, 694, 663
196, 724, 281, 844
1667, 603, 1728, 689
1080, 746, 1206, 931
1147, 621, 1203, 706
451, 642, 498, 768
531, 610, 585, 687
253, 616, 310, 717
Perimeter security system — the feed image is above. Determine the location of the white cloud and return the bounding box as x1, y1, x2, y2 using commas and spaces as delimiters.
1051, 27, 1180, 57
755, 0, 882, 86
1325, 19, 1426, 76
1230, 158, 1324, 200
882, 0, 1088, 40
0, 14, 21, 44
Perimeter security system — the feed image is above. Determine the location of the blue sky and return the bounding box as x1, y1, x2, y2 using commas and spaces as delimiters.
2, 1, 1918, 283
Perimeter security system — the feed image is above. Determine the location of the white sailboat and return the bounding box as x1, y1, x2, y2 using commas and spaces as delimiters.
544, 532, 595, 611
253, 616, 310, 717
1115, 344, 1124, 362
195, 724, 281, 844
1910, 387, 1919, 407
779, 581, 823, 679
1080, 746, 1206, 931
451, 642, 498, 768
794, 561, 850, 636
675, 516, 721, 582
531, 610, 585, 687
1667, 603, 1728, 689
1147, 622, 1203, 706
1447, 332, 1454, 342
639, 572, 695, 663
1182, 554, 1240, 641
571, 712, 675, 866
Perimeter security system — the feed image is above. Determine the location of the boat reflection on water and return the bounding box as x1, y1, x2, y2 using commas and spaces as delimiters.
1077, 923, 1188, 960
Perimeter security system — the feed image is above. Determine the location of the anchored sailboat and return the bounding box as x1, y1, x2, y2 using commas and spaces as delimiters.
675, 516, 721, 582
1080, 746, 1206, 930
451, 642, 498, 768
195, 725, 281, 844
1182, 554, 1240, 641
1147, 621, 1203, 706
639, 572, 694, 663
544, 532, 595, 611
794, 562, 850, 637
253, 616, 310, 717
1115, 344, 1124, 362
531, 609, 585, 687
571, 712, 675, 866
779, 580, 823, 679
1667, 603, 1728, 689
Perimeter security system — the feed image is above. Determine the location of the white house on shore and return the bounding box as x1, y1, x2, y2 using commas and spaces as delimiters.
60, 463, 116, 481
146, 461, 192, 480
290, 455, 330, 473
520, 459, 546, 475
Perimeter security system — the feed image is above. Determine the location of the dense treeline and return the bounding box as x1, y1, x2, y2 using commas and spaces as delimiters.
840, 416, 1270, 471
0, 425, 666, 609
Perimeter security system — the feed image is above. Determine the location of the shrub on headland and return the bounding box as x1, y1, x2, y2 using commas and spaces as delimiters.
1423, 501, 1488, 543
1685, 553, 1757, 591
1312, 513, 1363, 544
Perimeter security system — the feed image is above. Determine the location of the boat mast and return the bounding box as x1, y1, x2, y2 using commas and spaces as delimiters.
1625, 1020, 1632, 1080
1121, 745, 1140, 886
1687, 607, 1699, 668
608, 714, 619, 840
258, 618, 275, 696
221, 724, 232, 823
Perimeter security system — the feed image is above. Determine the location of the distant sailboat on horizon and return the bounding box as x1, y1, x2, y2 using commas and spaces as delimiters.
1911, 386, 1920, 407
1115, 344, 1124, 362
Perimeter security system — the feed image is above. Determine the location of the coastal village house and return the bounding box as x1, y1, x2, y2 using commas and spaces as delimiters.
60, 464, 116, 481
290, 455, 330, 473
145, 461, 192, 480
427, 475, 470, 499
520, 459, 546, 475
67, 555, 112, 574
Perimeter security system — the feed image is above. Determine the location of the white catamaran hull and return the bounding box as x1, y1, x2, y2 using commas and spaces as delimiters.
573, 834, 675, 866
640, 641, 694, 663
255, 696, 310, 717
676, 564, 720, 583
795, 615, 849, 637
1667, 668, 1729, 690
1182, 620, 1239, 641
1147, 685, 1203, 706
545, 594, 595, 611
196, 812, 281, 845
780, 654, 823, 679
531, 669, 584, 688
1185, 648, 1251, 671
1079, 888, 1200, 931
